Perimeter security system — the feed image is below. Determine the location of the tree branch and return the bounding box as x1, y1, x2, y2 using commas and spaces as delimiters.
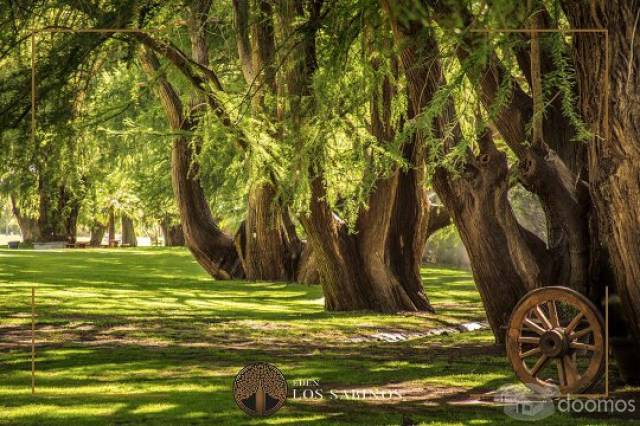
132, 31, 249, 150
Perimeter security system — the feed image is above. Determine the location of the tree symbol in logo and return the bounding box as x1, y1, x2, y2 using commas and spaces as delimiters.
233, 362, 288, 416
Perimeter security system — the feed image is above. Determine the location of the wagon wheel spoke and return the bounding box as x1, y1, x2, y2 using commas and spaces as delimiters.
547, 300, 560, 328
524, 317, 546, 335
518, 336, 540, 344
565, 312, 584, 334
520, 347, 541, 359
569, 327, 592, 340
569, 342, 596, 352
530, 354, 549, 376
556, 358, 566, 387
534, 305, 553, 330
562, 354, 580, 387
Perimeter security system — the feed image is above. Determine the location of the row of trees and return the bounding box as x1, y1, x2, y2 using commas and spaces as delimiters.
1, 14, 184, 246
1, 0, 639, 377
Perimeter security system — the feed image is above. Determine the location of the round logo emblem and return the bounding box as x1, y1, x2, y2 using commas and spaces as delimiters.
233, 362, 288, 417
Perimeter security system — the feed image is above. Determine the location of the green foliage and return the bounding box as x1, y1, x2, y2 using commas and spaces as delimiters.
296, 5, 406, 227
0, 0, 594, 242
81, 60, 181, 230
199, 109, 248, 231
542, 32, 593, 143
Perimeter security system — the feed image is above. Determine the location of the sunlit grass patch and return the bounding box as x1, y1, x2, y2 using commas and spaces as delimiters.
0, 248, 617, 425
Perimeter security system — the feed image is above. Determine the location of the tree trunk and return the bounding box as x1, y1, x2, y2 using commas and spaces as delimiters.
138, 1, 301, 280
89, 221, 105, 247
108, 207, 116, 244
433, 137, 533, 342
161, 218, 185, 246
17, 217, 38, 243
60, 187, 80, 244
295, 3, 432, 312
36, 176, 63, 242
233, 0, 300, 281
10, 195, 39, 243
427, 0, 591, 295
562, 0, 640, 344
121, 214, 137, 247
302, 174, 424, 311
180, 0, 243, 278
173, 134, 242, 278
385, 1, 550, 340
35, 176, 81, 243
295, 242, 319, 284
384, 1, 472, 311
134, 0, 240, 275
139, 48, 243, 279
385, 126, 433, 311
243, 183, 296, 280
301, 177, 372, 309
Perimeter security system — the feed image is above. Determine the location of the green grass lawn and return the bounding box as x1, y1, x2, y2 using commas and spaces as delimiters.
0, 248, 632, 425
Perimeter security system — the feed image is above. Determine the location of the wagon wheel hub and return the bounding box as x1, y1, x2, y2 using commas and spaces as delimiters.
540, 328, 569, 358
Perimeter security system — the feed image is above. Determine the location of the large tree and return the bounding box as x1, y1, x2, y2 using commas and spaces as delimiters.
383, 0, 640, 355
289, 1, 434, 311
561, 0, 640, 345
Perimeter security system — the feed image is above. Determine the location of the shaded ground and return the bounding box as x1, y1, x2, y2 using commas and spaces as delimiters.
0, 248, 637, 425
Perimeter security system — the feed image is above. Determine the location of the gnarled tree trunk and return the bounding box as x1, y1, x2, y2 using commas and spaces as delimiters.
563, 0, 640, 345
140, 37, 243, 279
172, 132, 242, 278
243, 183, 300, 280
295, 2, 433, 312
385, 0, 554, 340
302, 173, 428, 311
433, 133, 536, 342
427, 0, 591, 296
233, 0, 302, 281
137, 1, 304, 281
385, 136, 433, 311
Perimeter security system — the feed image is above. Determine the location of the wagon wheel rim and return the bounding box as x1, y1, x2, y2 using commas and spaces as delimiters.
506, 286, 605, 394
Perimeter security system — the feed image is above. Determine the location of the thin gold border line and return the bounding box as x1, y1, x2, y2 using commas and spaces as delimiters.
38, 28, 155, 33
604, 24, 610, 393
604, 27, 610, 400
31, 29, 36, 397
31, 31, 35, 168
31, 286, 35, 395
468, 28, 607, 33
31, 32, 36, 395
605, 286, 609, 397
29, 25, 611, 400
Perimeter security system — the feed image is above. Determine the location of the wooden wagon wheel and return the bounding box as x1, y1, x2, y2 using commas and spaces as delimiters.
506, 286, 605, 394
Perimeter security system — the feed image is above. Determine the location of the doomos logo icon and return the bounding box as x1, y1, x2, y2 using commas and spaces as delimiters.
233, 362, 288, 417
